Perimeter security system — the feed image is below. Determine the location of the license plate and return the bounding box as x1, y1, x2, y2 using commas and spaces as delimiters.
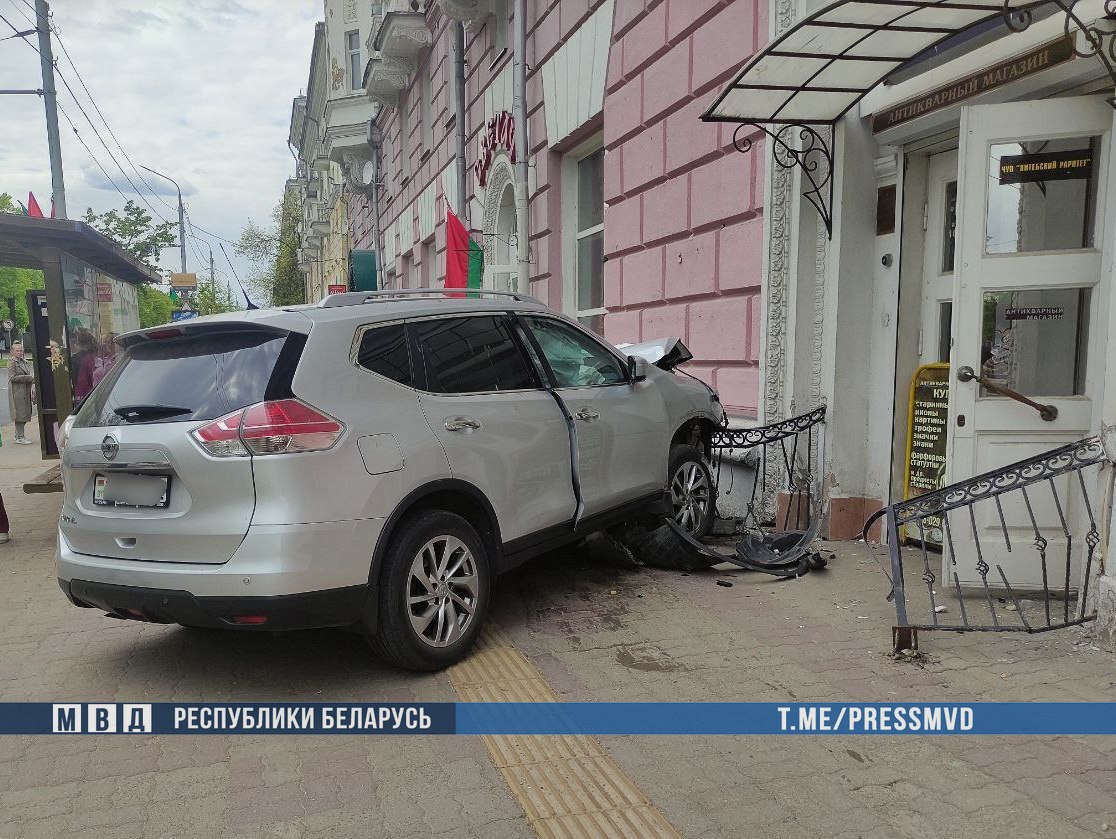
93, 473, 170, 508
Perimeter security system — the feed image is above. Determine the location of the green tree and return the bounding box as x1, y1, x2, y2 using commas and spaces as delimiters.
193, 274, 238, 316
136, 284, 175, 328
236, 191, 305, 307
82, 200, 176, 270
0, 266, 40, 332
0, 193, 19, 214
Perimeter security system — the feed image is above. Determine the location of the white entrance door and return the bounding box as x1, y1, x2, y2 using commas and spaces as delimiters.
949, 96, 1111, 588
920, 150, 958, 366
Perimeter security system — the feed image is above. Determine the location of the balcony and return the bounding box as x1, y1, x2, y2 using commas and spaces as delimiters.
311, 208, 331, 236
373, 11, 430, 62
365, 54, 409, 105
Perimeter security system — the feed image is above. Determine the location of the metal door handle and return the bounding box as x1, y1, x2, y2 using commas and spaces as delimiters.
444, 417, 482, 432
957, 365, 1058, 421
573, 408, 600, 422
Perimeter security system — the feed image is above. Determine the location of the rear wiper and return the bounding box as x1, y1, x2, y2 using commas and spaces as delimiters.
113, 404, 192, 422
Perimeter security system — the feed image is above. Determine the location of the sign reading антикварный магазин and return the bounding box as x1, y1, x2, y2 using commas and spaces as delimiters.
4, 702, 1116, 736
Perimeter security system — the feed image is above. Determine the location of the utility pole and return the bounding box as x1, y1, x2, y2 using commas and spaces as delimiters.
36, 0, 66, 218
140, 165, 187, 273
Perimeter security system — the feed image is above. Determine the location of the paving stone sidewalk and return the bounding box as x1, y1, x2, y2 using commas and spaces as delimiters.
1, 427, 1114, 838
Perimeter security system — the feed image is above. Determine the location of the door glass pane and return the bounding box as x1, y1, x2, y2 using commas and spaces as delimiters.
986, 137, 1099, 255
577, 150, 604, 230
941, 180, 957, 272
577, 231, 604, 312
979, 288, 1090, 397
937, 301, 952, 363
524, 316, 626, 388
414, 316, 535, 393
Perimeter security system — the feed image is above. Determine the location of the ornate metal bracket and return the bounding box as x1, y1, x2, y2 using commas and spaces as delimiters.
734, 122, 835, 239
1005, 0, 1116, 107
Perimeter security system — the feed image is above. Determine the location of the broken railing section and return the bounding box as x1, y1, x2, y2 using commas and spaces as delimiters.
705, 406, 828, 575
881, 436, 1109, 651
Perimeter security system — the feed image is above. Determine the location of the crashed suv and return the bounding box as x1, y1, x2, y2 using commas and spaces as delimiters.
56, 290, 723, 670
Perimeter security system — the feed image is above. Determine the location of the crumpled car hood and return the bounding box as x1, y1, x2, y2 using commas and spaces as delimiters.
616, 336, 694, 370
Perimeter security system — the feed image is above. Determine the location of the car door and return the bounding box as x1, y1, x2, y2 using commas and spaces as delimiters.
410, 313, 576, 542
518, 314, 668, 519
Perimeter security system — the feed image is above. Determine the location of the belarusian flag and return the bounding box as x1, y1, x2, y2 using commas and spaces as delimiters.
445, 207, 483, 296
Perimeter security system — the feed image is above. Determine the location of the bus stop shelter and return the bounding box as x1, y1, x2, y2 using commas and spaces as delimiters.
0, 214, 159, 465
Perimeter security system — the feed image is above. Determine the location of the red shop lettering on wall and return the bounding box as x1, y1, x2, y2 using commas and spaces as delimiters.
472, 111, 515, 188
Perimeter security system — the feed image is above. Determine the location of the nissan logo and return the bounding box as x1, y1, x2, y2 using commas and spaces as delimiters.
101, 435, 119, 461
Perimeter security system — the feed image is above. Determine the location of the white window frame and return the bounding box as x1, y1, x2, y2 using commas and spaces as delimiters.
399, 94, 412, 181
346, 30, 361, 91
561, 135, 606, 328
422, 58, 434, 153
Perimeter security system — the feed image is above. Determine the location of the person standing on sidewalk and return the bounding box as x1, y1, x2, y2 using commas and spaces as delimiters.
7, 341, 36, 445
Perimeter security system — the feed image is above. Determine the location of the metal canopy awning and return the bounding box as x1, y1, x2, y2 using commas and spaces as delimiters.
0, 214, 160, 284
701, 0, 1112, 236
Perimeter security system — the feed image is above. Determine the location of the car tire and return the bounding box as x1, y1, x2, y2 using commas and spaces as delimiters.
368, 510, 491, 672
608, 445, 720, 572
667, 444, 716, 540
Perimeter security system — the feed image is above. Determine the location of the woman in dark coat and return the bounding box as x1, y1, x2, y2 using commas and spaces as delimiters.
7, 341, 35, 444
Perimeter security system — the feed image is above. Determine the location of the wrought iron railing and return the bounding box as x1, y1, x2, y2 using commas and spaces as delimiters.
876, 436, 1109, 648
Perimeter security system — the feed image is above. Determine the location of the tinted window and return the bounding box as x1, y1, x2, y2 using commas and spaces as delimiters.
73, 329, 297, 428
524, 316, 627, 388
414, 316, 534, 393
357, 323, 412, 386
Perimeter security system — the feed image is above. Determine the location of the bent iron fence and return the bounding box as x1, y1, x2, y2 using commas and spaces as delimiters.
707, 406, 827, 569
875, 436, 1110, 651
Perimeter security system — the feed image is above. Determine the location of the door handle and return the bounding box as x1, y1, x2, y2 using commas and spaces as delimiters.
957, 365, 1058, 421
573, 408, 600, 422
444, 417, 482, 432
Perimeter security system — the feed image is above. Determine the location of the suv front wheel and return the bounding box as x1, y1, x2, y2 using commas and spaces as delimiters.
369, 510, 491, 671
668, 444, 716, 540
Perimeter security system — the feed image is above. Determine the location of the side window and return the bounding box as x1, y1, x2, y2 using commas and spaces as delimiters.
414, 316, 535, 393
356, 323, 413, 387
523, 316, 627, 388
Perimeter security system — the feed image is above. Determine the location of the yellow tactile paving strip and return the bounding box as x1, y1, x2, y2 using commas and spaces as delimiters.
447, 625, 682, 839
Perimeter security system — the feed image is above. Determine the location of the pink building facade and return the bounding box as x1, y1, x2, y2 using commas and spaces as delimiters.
354, 0, 766, 417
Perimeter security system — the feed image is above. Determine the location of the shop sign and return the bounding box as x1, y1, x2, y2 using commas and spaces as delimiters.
472, 111, 515, 188
872, 38, 1073, 133
327, 284, 348, 295
96, 280, 113, 303
1005, 306, 1064, 320
903, 364, 950, 548
998, 150, 1092, 184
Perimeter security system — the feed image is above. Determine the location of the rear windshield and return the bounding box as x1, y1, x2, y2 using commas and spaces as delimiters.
72, 328, 303, 428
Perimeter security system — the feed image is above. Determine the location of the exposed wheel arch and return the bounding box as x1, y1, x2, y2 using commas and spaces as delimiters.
369, 479, 502, 590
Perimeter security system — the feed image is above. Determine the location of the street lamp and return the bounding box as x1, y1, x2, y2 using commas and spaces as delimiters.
139, 165, 187, 275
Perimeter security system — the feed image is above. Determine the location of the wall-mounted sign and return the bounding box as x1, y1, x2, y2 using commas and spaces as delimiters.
872, 39, 1074, 133
998, 150, 1092, 184
473, 110, 515, 189
96, 281, 113, 303
1005, 306, 1064, 320
327, 284, 348, 295
903, 363, 950, 548
171, 310, 198, 321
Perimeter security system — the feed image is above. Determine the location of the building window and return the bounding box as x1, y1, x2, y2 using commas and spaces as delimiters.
399, 94, 412, 180
574, 147, 605, 334
422, 58, 434, 152
491, 0, 508, 64
346, 30, 361, 91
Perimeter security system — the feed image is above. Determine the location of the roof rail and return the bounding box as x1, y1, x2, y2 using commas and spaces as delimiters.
318, 287, 545, 308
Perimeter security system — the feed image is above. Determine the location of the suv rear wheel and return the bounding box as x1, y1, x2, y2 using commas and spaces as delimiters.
369, 510, 491, 671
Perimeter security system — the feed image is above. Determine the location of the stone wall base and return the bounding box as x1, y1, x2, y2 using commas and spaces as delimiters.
828, 496, 885, 542
1094, 573, 1116, 649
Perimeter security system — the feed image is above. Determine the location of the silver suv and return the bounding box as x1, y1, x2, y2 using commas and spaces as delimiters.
56, 290, 723, 670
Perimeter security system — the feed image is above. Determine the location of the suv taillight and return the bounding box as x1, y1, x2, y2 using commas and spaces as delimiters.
191, 399, 344, 458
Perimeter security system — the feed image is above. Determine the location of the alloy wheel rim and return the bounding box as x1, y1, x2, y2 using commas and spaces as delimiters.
671, 461, 711, 533
407, 535, 479, 648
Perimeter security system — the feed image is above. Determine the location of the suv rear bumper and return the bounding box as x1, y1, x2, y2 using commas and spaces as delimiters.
60, 578, 368, 630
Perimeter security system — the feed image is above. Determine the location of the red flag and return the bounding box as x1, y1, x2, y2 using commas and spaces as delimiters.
445, 207, 484, 297
27, 192, 44, 218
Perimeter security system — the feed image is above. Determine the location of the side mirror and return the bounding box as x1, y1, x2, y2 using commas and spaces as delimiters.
628, 355, 648, 382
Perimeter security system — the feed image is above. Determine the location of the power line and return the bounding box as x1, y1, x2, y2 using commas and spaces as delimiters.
0, 9, 35, 42
49, 21, 178, 213
220, 242, 256, 309
56, 100, 131, 207
2, 0, 34, 28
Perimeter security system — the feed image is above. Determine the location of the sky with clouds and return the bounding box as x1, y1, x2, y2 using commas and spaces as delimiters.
0, 0, 320, 300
